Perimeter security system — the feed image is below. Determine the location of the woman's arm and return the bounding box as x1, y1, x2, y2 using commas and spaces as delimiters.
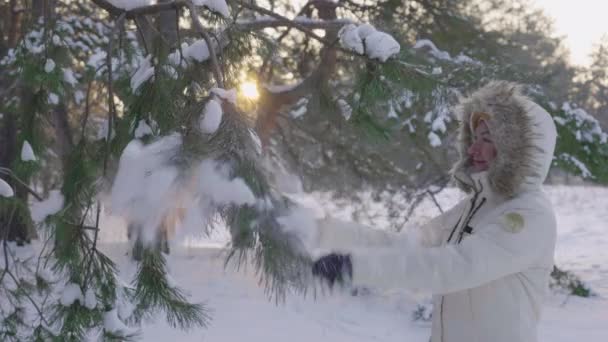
349, 200, 556, 293
314, 199, 468, 253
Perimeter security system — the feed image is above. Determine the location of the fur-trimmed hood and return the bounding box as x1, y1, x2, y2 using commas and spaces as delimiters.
451, 81, 557, 198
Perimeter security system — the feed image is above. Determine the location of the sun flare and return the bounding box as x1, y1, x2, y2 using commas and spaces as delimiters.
240, 81, 260, 100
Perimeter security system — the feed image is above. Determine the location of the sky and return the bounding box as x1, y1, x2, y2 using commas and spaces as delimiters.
532, 0, 608, 66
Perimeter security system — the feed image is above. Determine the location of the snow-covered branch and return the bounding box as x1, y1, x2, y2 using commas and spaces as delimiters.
0, 167, 43, 201
234, 17, 353, 31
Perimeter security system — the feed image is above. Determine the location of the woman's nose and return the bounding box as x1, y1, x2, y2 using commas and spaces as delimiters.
467, 141, 478, 156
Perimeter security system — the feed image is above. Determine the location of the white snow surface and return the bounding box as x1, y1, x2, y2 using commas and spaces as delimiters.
30, 189, 64, 223
21, 140, 36, 161
0, 185, 601, 340
199, 98, 223, 134
0, 178, 14, 197
85, 185, 608, 341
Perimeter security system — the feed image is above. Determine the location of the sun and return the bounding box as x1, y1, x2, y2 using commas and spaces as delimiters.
239, 81, 260, 100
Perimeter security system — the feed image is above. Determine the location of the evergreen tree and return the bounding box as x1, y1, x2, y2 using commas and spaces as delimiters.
0, 0, 606, 339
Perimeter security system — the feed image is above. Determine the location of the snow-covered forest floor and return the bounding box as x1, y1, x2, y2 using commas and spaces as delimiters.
10, 185, 605, 341
89, 184, 608, 341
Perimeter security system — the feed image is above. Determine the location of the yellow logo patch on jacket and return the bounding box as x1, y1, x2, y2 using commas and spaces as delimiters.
502, 212, 525, 233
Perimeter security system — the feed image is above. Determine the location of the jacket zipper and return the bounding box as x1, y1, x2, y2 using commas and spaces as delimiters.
439, 184, 487, 342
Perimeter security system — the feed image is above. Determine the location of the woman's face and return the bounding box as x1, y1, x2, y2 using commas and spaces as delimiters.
467, 120, 497, 173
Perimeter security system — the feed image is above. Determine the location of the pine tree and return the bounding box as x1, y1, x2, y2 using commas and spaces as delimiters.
1, 0, 607, 339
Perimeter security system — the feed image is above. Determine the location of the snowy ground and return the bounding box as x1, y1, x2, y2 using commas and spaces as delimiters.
93, 184, 608, 341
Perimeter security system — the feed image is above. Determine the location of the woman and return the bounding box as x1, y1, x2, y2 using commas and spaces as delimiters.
311, 81, 558, 342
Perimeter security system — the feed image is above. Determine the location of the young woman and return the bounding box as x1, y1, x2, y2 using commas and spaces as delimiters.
311, 81, 558, 342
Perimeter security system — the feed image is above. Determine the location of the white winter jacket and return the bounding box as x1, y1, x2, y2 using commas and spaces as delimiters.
314, 81, 558, 342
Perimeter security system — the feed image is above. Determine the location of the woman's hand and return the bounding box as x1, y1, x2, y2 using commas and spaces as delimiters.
312, 253, 352, 287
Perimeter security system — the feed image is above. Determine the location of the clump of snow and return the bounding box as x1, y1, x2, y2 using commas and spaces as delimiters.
110, 134, 182, 244
21, 140, 36, 161
339, 24, 364, 54
413, 39, 451, 60
277, 206, 319, 255
48, 92, 59, 105
63, 68, 78, 86
52, 34, 61, 46
250, 129, 263, 155
134, 120, 154, 138
413, 39, 480, 65
560, 102, 607, 144
198, 159, 256, 206
44, 58, 56, 73
559, 153, 593, 178
104, 308, 135, 335
168, 39, 218, 67
395, 89, 414, 110
131, 55, 155, 93
365, 31, 400, 62
338, 99, 352, 120
387, 103, 398, 119
431, 116, 447, 133
0, 178, 14, 198
31, 190, 64, 223
339, 24, 400, 62
454, 53, 482, 65
356, 23, 376, 39
428, 132, 441, 147
87, 50, 106, 69
290, 98, 308, 119
199, 98, 223, 134
84, 288, 97, 310
432, 67, 442, 75
107, 0, 153, 10
194, 0, 231, 18
60, 283, 84, 306
163, 65, 178, 79
211, 88, 237, 105
74, 90, 85, 104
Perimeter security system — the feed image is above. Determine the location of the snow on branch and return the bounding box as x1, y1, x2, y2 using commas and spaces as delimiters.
338, 23, 400, 62
413, 39, 481, 65
235, 17, 353, 31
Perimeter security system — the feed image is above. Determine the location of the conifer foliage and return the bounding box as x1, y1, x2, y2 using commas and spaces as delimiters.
1, 0, 607, 340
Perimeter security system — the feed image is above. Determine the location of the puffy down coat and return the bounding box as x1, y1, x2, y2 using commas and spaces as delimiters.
314, 81, 558, 342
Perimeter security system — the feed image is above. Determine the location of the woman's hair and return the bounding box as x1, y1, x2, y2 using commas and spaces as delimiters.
470, 112, 491, 132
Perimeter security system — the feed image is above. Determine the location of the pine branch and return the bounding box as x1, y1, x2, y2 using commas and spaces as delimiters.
186, 1, 224, 88
0, 167, 43, 201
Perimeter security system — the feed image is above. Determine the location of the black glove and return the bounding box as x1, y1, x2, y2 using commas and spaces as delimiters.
312, 253, 352, 287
